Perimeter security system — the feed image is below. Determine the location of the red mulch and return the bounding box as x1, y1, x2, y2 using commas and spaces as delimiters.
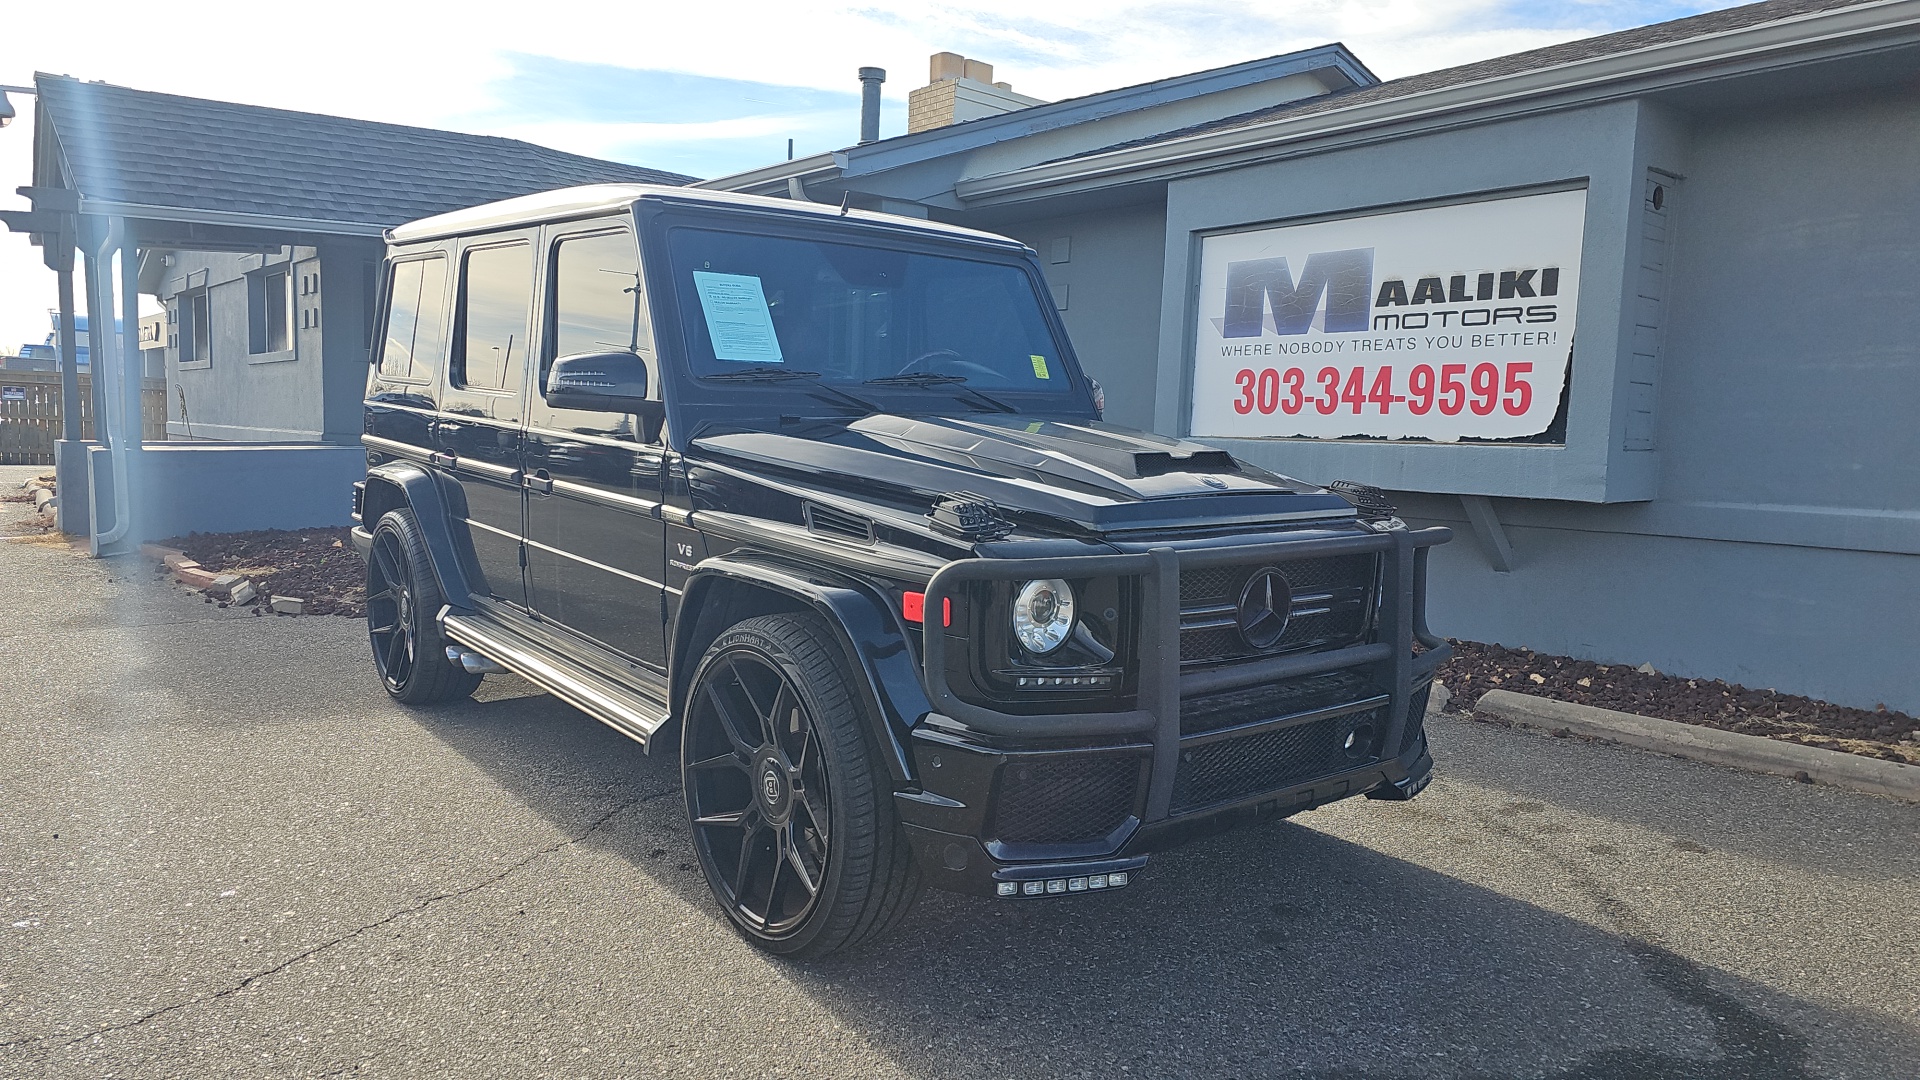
1438, 640, 1919, 766
159, 527, 365, 617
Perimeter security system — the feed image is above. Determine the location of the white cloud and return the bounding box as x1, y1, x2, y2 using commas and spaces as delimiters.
0, 0, 1706, 351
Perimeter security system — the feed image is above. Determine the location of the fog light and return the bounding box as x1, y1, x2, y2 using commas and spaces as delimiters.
1087, 875, 1107, 889
1022, 881, 1045, 896
1068, 877, 1088, 891
1046, 879, 1067, 894
996, 881, 1018, 897
1107, 871, 1129, 887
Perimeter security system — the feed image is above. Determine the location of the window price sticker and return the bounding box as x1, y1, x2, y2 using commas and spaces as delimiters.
1189, 190, 1585, 442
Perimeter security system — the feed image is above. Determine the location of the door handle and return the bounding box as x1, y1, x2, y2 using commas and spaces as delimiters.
429, 450, 458, 469
526, 469, 553, 495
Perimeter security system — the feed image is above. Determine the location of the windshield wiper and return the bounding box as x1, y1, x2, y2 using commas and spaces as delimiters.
707, 366, 879, 413
864, 372, 1018, 414
705, 366, 822, 381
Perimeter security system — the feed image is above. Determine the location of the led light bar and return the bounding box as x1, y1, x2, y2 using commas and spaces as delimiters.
995, 872, 1130, 897
1014, 674, 1114, 688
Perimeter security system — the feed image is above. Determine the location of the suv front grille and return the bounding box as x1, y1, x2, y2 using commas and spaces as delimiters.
1177, 553, 1375, 666
1180, 669, 1377, 737
1171, 709, 1383, 813
991, 754, 1141, 845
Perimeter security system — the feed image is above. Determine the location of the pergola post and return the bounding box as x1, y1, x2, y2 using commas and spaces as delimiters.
80, 243, 111, 446
50, 222, 88, 534
118, 223, 143, 451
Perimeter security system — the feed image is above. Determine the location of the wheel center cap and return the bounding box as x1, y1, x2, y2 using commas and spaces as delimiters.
756, 753, 793, 823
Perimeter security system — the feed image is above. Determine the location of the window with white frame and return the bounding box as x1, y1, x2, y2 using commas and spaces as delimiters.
249, 263, 295, 356
179, 286, 212, 366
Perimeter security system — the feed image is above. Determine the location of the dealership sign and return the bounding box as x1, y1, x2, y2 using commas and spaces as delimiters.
1189, 189, 1586, 442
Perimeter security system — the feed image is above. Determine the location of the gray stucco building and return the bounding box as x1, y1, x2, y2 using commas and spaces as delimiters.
710, 0, 1919, 713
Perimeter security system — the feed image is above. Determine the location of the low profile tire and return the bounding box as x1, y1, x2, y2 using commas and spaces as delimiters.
365, 508, 481, 705
682, 613, 921, 958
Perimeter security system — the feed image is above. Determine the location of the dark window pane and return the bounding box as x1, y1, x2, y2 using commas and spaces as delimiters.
265, 270, 290, 352
458, 243, 532, 392
379, 257, 447, 381
190, 292, 211, 364
553, 232, 645, 364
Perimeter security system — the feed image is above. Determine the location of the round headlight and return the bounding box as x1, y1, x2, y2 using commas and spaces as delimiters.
1012, 578, 1075, 655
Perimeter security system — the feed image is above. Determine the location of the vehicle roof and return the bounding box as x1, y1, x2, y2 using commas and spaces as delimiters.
386, 183, 1028, 249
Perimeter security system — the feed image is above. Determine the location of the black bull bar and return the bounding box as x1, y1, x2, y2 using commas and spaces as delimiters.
920, 526, 1452, 822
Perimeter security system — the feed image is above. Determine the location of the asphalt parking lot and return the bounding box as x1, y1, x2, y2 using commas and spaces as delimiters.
3, 468, 1917, 1080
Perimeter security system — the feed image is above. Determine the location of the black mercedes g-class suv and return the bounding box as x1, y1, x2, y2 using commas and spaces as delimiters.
352, 184, 1450, 958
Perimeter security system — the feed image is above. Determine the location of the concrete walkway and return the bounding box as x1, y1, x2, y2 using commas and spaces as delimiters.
2, 464, 1916, 1079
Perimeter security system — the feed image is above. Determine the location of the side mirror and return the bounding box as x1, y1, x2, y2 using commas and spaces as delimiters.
1088, 377, 1106, 420
546, 351, 651, 412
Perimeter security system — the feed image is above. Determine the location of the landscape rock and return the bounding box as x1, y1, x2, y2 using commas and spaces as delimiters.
229, 581, 257, 606
270, 595, 304, 615
175, 566, 219, 590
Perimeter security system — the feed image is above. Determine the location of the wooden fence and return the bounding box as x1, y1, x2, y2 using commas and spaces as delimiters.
0, 370, 169, 465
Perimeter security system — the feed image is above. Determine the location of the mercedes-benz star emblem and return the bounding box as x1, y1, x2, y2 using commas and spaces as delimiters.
1235, 568, 1293, 650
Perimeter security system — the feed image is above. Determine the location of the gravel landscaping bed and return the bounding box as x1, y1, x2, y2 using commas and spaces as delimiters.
1439, 640, 1919, 766
159, 527, 365, 617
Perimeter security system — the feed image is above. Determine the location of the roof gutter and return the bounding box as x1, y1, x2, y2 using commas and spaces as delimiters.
75, 198, 390, 237
693, 152, 844, 196
957, 0, 1920, 203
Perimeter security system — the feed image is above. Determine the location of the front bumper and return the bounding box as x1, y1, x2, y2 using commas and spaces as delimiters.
899, 526, 1450, 898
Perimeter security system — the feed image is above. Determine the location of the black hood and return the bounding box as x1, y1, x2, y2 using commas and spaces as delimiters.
691, 414, 1354, 534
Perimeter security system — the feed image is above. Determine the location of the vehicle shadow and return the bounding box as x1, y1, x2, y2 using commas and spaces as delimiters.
410, 682, 1919, 1080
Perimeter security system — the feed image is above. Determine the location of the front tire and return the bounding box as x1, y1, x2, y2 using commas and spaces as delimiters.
365, 508, 481, 705
682, 613, 921, 958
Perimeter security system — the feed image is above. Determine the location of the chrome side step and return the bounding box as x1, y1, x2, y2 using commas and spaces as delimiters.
442, 612, 671, 751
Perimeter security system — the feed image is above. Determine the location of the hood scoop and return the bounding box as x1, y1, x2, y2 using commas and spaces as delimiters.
1133, 449, 1237, 477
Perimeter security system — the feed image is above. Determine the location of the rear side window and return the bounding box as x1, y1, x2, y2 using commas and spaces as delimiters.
455, 242, 532, 392
377, 256, 448, 382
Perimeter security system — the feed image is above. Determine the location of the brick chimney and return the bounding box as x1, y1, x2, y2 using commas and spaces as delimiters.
907, 53, 1047, 134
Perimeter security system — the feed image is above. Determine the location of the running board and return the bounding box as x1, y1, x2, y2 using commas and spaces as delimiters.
441, 612, 672, 751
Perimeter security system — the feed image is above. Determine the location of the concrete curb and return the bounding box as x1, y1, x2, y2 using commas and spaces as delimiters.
1475, 688, 1920, 803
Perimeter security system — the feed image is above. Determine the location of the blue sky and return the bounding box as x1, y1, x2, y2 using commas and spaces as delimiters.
437, 1, 1736, 179
0, 0, 1739, 346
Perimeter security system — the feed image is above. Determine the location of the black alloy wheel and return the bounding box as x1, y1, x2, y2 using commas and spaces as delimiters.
365, 509, 480, 705
683, 614, 920, 957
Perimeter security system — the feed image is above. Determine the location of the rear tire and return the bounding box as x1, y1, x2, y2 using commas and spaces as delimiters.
365, 508, 481, 705
682, 613, 921, 958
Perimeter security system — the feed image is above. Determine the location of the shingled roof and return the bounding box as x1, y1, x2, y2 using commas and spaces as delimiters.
1080, 0, 1883, 158
32, 73, 698, 232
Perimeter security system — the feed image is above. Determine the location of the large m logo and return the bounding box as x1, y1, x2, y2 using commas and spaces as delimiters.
1222, 248, 1374, 337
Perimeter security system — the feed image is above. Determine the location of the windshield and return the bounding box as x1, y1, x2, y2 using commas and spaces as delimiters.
666, 226, 1078, 396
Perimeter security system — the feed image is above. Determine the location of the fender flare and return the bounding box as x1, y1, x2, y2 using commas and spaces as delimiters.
362, 460, 477, 610
673, 555, 931, 787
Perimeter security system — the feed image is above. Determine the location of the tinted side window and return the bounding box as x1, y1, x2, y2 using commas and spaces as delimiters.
377, 256, 447, 382
549, 231, 648, 387
456, 242, 532, 392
